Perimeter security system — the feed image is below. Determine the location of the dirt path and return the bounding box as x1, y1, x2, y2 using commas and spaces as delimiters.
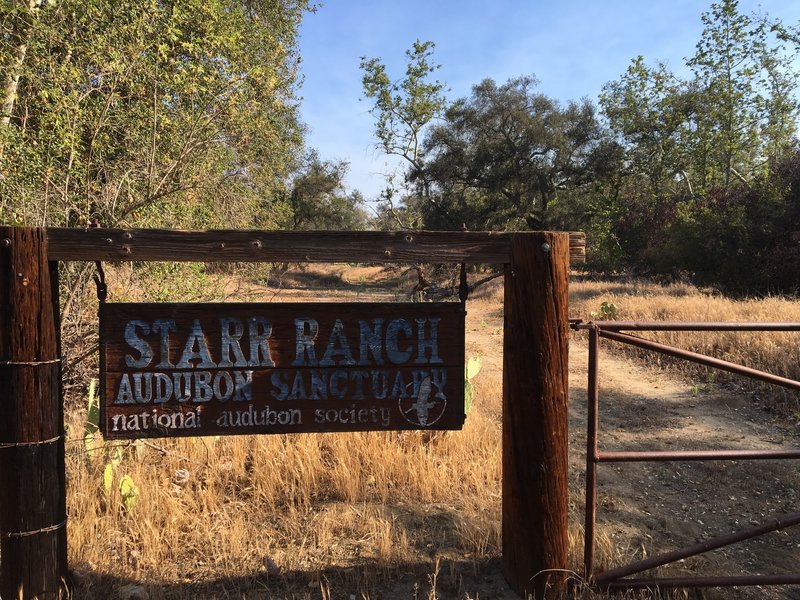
259, 270, 800, 599
568, 339, 800, 600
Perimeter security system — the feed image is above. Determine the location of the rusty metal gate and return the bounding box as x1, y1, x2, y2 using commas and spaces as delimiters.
572, 320, 800, 591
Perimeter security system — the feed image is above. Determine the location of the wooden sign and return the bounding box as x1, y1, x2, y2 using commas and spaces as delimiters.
100, 302, 465, 439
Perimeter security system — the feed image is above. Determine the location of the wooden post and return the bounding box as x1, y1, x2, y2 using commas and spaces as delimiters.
502, 232, 569, 598
0, 227, 68, 599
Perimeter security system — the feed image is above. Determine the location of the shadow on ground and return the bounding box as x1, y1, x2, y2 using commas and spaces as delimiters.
70, 556, 519, 600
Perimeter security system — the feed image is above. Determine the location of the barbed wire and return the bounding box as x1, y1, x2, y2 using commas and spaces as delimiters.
1, 518, 67, 539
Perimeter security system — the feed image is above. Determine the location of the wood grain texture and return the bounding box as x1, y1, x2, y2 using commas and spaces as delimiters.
0, 227, 68, 599
46, 228, 586, 265
502, 232, 570, 599
100, 302, 465, 438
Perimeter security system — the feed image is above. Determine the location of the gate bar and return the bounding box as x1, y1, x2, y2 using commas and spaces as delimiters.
583, 323, 800, 591
606, 574, 800, 590
583, 325, 599, 579
579, 321, 800, 332
598, 329, 800, 392
597, 449, 800, 462
594, 511, 800, 584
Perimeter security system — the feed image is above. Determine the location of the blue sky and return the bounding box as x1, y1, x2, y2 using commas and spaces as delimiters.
297, 1, 800, 202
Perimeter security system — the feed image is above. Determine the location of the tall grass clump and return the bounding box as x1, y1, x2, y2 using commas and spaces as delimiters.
571, 276, 800, 414
64, 264, 506, 597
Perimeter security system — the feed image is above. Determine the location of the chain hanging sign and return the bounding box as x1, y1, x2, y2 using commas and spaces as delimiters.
100, 302, 465, 439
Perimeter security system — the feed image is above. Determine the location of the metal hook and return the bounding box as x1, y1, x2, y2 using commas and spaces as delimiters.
93, 260, 107, 303
459, 262, 469, 304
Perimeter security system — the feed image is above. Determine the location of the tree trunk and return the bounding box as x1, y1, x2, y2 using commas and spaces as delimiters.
1, 41, 28, 127
1, 1, 38, 155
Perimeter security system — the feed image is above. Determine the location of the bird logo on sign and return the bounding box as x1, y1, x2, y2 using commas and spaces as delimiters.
400, 376, 445, 427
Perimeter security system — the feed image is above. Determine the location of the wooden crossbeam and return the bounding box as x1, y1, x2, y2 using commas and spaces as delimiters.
45, 228, 586, 265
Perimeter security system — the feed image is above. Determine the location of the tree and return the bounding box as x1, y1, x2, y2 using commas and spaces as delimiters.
1, 1, 38, 135
360, 40, 447, 221
361, 43, 609, 232
600, 57, 696, 197
284, 151, 368, 230
419, 76, 605, 230
602, 1, 799, 196
0, 0, 311, 229
594, 0, 800, 287
687, 0, 798, 187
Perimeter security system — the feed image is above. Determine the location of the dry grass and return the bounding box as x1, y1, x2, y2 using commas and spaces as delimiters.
66, 263, 506, 599
68, 419, 503, 597
570, 275, 800, 415
61, 266, 800, 598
